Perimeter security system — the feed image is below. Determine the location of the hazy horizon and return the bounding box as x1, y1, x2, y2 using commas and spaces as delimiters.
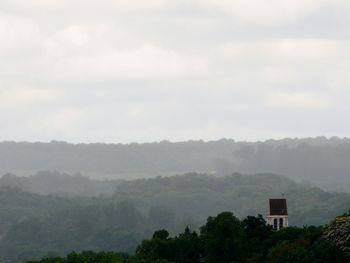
0, 136, 349, 145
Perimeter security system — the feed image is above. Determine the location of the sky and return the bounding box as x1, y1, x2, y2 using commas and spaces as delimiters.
0, 0, 350, 143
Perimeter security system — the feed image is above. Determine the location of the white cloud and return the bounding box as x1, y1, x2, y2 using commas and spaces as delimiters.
0, 0, 349, 142
218, 38, 341, 62
0, 87, 61, 107
266, 92, 330, 109
199, 0, 330, 25
55, 25, 90, 47
0, 14, 43, 56
1, 0, 182, 11
261, 67, 295, 83
45, 44, 210, 81
43, 108, 84, 135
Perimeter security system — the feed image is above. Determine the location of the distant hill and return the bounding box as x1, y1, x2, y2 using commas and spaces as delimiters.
0, 171, 120, 197
113, 172, 350, 227
0, 137, 350, 191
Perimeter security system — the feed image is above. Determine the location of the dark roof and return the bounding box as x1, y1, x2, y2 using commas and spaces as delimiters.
269, 199, 288, 215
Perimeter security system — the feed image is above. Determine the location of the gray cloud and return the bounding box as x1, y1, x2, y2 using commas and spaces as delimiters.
0, 0, 349, 143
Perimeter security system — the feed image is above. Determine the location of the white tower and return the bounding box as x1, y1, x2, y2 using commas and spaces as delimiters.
266, 199, 289, 230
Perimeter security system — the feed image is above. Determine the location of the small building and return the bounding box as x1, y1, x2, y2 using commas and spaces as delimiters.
266, 198, 288, 230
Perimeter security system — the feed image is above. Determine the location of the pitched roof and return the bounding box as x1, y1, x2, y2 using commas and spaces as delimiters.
269, 199, 288, 215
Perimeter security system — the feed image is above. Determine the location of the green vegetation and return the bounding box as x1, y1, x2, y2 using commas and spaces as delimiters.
0, 173, 349, 262
113, 173, 350, 226
26, 212, 349, 263
26, 251, 168, 263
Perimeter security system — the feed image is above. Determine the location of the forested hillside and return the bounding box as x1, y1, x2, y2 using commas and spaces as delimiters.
0, 173, 349, 262
26, 212, 350, 263
0, 137, 349, 191
0, 171, 119, 196
113, 173, 350, 226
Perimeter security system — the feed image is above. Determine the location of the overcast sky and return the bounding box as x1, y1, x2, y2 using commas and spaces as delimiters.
0, 0, 350, 143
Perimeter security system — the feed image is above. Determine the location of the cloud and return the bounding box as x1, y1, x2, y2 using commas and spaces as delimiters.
0, 15, 210, 82
199, 0, 331, 25
266, 92, 330, 109
0, 87, 61, 107
0, 0, 349, 142
0, 0, 183, 13
43, 108, 84, 135
47, 44, 210, 81
0, 14, 43, 56
218, 38, 341, 61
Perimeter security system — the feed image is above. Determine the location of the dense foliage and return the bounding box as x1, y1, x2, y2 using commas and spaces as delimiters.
0, 137, 350, 191
26, 251, 168, 263
26, 212, 349, 263
0, 173, 349, 262
113, 173, 350, 226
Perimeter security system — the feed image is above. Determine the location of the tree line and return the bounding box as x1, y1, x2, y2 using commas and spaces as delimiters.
26, 212, 349, 263
0, 137, 350, 191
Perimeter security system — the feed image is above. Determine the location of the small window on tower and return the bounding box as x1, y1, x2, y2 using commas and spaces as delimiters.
279, 218, 284, 229
273, 218, 278, 230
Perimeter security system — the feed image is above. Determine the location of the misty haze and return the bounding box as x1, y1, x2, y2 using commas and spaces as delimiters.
0, 0, 350, 262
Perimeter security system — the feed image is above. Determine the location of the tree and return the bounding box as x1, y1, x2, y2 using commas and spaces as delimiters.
242, 214, 273, 260
173, 227, 202, 263
136, 230, 172, 261
200, 212, 245, 263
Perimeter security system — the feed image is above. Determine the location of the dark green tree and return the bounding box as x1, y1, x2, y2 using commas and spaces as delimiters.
172, 227, 202, 263
242, 214, 273, 260
200, 212, 245, 263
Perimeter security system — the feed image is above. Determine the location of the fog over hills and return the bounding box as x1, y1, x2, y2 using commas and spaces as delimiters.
0, 171, 120, 197
0, 172, 349, 262
0, 138, 349, 262
0, 137, 349, 192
